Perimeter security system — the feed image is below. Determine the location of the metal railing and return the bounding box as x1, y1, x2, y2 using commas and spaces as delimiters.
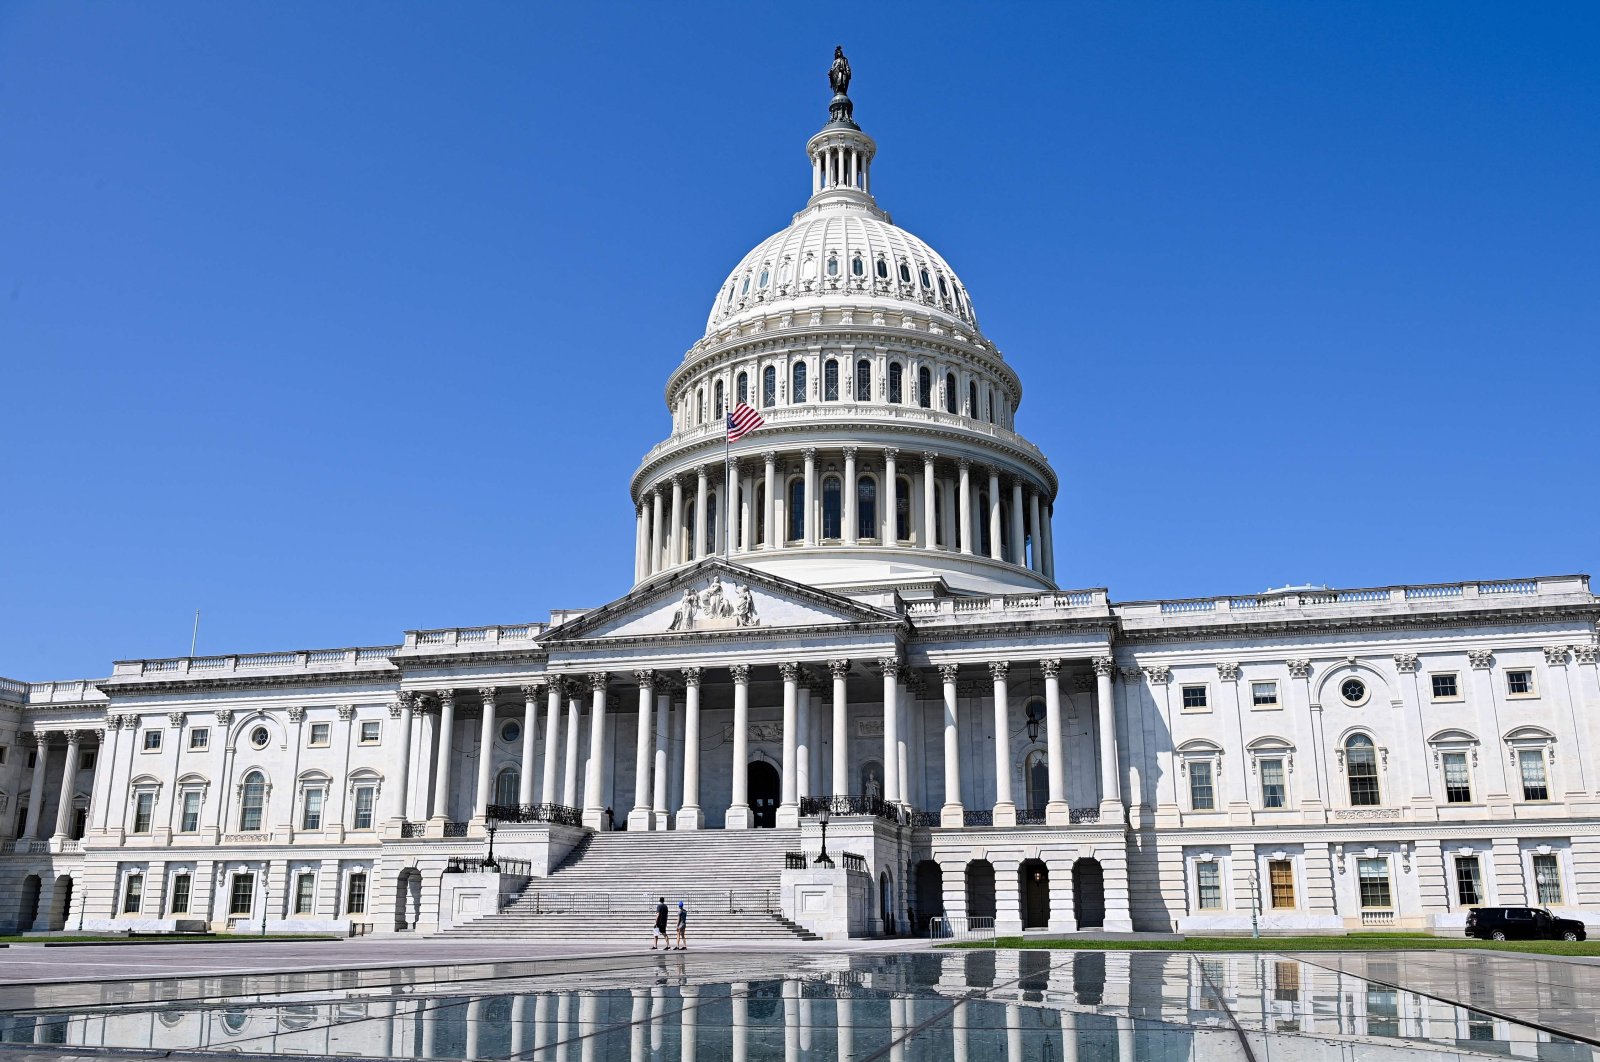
442, 821, 469, 838
1068, 808, 1101, 825
399, 821, 425, 838
908, 810, 942, 827
928, 915, 997, 941
799, 794, 897, 822
487, 803, 586, 828
840, 852, 867, 874
523, 888, 777, 915
784, 851, 807, 869
446, 855, 532, 877
962, 810, 993, 827
1016, 810, 1047, 826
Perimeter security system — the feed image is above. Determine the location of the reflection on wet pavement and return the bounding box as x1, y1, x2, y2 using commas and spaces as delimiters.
0, 949, 1593, 1060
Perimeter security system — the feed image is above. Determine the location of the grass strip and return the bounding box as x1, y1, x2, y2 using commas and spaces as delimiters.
943, 933, 1600, 955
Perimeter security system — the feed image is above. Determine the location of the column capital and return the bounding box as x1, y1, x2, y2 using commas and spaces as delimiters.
842, 446, 857, 460
922, 450, 939, 464
1143, 665, 1171, 684
166, 712, 186, 729
1215, 662, 1240, 682
1468, 649, 1495, 670
337, 704, 356, 721
937, 663, 959, 684
829, 659, 851, 680
763, 450, 778, 466
478, 686, 498, 704
681, 666, 702, 688
877, 657, 901, 679
988, 660, 1009, 681
213, 708, 233, 727
102, 714, 123, 731
633, 669, 656, 689
1090, 656, 1116, 677
439, 688, 457, 707
957, 457, 971, 472
883, 447, 899, 460
1119, 666, 1141, 683
696, 464, 709, 481
778, 662, 800, 683
520, 682, 545, 697
1575, 644, 1599, 665
730, 663, 751, 685
1287, 659, 1312, 679
802, 447, 816, 460
1038, 658, 1061, 679
388, 701, 404, 719
1544, 645, 1571, 666
1392, 653, 1419, 674
287, 706, 306, 723
588, 672, 610, 692
64, 728, 88, 745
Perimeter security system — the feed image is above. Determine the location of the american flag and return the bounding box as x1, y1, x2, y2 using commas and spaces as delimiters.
726, 401, 764, 441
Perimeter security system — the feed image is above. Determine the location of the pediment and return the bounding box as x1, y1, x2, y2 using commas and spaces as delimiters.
542, 559, 900, 643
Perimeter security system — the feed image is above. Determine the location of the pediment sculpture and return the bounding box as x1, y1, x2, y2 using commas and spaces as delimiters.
666, 574, 760, 632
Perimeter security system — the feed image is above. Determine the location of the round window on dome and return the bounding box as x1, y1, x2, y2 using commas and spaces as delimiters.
250, 726, 269, 749
1340, 678, 1369, 706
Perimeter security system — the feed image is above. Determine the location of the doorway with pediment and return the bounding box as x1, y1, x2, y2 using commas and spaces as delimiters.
747, 759, 780, 828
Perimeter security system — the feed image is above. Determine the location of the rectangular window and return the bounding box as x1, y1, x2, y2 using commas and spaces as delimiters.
309, 723, 331, 747
1188, 761, 1215, 811
1273, 961, 1300, 1002
1259, 759, 1286, 809
0, 746, 7, 765
1357, 858, 1392, 909
189, 728, 209, 751
359, 721, 381, 745
294, 873, 315, 915
1505, 669, 1535, 696
1454, 855, 1483, 907
180, 791, 202, 833
169, 870, 191, 914
1268, 859, 1296, 908
133, 791, 155, 834
301, 789, 324, 831
1518, 750, 1549, 801
1182, 685, 1208, 711
1196, 862, 1222, 909
142, 730, 162, 752
1442, 752, 1472, 803
122, 873, 143, 914
353, 786, 375, 830
1251, 681, 1279, 708
229, 873, 255, 915
79, 750, 96, 771
1533, 854, 1563, 905
347, 872, 368, 914
27, 749, 36, 768
1431, 673, 1460, 700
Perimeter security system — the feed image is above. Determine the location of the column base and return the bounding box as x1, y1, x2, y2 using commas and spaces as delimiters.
940, 804, 965, 829
775, 803, 800, 829
1099, 919, 1134, 933
994, 918, 1024, 935
1047, 917, 1079, 933
1044, 801, 1070, 827
1099, 799, 1126, 825
652, 810, 673, 831
723, 805, 753, 830
626, 807, 653, 832
992, 802, 1017, 827
582, 808, 608, 831
675, 806, 704, 830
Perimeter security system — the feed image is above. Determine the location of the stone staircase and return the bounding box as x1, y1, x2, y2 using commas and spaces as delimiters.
443, 828, 819, 940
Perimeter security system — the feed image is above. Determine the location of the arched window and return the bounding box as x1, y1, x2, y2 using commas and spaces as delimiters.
788, 479, 805, 542
932, 487, 944, 549
857, 477, 877, 540
888, 362, 903, 404
239, 771, 266, 832
495, 768, 519, 807
823, 358, 839, 401
977, 491, 992, 557
917, 367, 932, 409
899, 261, 911, 284
1345, 735, 1381, 806
1025, 746, 1049, 814
938, 275, 949, 298
780, 259, 793, 285
896, 475, 912, 541
826, 255, 839, 277
987, 392, 996, 423
999, 499, 1012, 562
762, 366, 777, 408
875, 257, 888, 279
741, 274, 751, 295
851, 254, 864, 277
736, 372, 749, 406
792, 361, 807, 404
945, 372, 957, 414
969, 382, 979, 419
714, 380, 725, 420
855, 359, 871, 401
758, 267, 769, 289
707, 493, 718, 552
822, 476, 842, 539
755, 484, 766, 546
725, 285, 735, 307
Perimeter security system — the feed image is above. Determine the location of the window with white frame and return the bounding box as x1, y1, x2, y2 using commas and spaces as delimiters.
1431, 673, 1461, 700
1182, 685, 1208, 711
1505, 669, 1536, 697
142, 730, 162, 752
1518, 749, 1550, 801
1357, 858, 1392, 909
301, 787, 325, 830
1251, 681, 1280, 708
1189, 760, 1216, 811
238, 771, 267, 831
132, 791, 156, 834
189, 727, 209, 751
1532, 853, 1563, 905
293, 872, 315, 915
352, 785, 376, 830
359, 721, 381, 745
229, 873, 255, 915
346, 871, 368, 914
122, 873, 144, 914
1454, 855, 1484, 907
308, 723, 331, 747
1259, 758, 1287, 809
1268, 859, 1296, 908
169, 873, 191, 914
1195, 861, 1223, 909
1442, 752, 1473, 803
180, 790, 203, 833
1344, 735, 1382, 806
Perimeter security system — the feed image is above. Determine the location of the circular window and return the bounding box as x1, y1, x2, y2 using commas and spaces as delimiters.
500, 720, 521, 744
250, 726, 270, 749
1340, 678, 1369, 706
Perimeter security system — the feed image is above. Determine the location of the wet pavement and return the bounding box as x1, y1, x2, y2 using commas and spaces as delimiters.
0, 946, 1595, 1060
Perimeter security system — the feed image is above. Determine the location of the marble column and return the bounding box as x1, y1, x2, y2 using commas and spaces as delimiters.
726, 665, 752, 828
52, 731, 82, 839
777, 662, 800, 827
1027, 491, 1044, 573
957, 458, 974, 554
391, 695, 414, 822
830, 660, 850, 800
432, 690, 456, 823
796, 683, 812, 800
680, 985, 699, 1061
635, 504, 647, 582
669, 475, 684, 567
880, 658, 902, 804
1008, 478, 1025, 564
653, 687, 672, 830
732, 982, 750, 1062
629, 671, 655, 831
677, 668, 704, 829
991, 662, 1016, 826
695, 466, 709, 560
474, 688, 497, 820
1042, 660, 1069, 825
651, 490, 665, 574
923, 451, 939, 549
1093, 656, 1122, 814
884, 448, 899, 542
802, 447, 817, 545
940, 664, 964, 827
763, 451, 778, 550
835, 993, 854, 1062
542, 681, 562, 805
842, 447, 858, 546
1042, 504, 1056, 579
739, 465, 755, 552
583, 673, 610, 830
987, 467, 1003, 561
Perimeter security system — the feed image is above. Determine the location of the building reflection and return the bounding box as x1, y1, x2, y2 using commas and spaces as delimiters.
0, 950, 1584, 1061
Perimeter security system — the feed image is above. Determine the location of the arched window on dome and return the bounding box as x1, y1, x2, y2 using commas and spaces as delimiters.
855, 359, 871, 401
1345, 735, 1381, 807
755, 483, 767, 547
737, 372, 749, 407
788, 478, 805, 542
683, 498, 696, 562
851, 254, 864, 277
780, 259, 793, 285
741, 274, 751, 295
792, 361, 807, 404
896, 475, 912, 542
696, 388, 704, 425
920, 268, 931, 289
857, 477, 877, 541
823, 359, 839, 401
917, 367, 932, 409
826, 255, 839, 278
938, 275, 949, 299
968, 380, 979, 419
875, 257, 888, 279
945, 372, 957, 414
758, 267, 769, 289
725, 285, 735, 307
762, 366, 777, 408
888, 362, 903, 404
714, 380, 725, 421
822, 476, 842, 539
239, 771, 266, 832
707, 493, 718, 553
977, 491, 992, 557
899, 261, 911, 284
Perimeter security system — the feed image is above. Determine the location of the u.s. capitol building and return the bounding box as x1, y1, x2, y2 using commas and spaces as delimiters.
4, 55, 1597, 940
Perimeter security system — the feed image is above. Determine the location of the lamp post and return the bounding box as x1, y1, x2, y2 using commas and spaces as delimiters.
1249, 866, 1261, 939
483, 814, 500, 872
813, 805, 834, 868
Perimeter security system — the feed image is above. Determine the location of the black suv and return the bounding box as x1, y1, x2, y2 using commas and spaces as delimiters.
1465, 906, 1586, 941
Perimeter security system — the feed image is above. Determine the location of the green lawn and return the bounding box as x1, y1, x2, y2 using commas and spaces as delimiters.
0, 933, 342, 945
946, 932, 1600, 956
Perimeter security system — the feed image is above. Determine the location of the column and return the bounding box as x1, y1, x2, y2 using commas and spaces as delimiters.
23, 735, 48, 839
830, 660, 850, 800
629, 671, 655, 831
431, 690, 456, 824
680, 985, 699, 1061
695, 466, 709, 560
763, 451, 778, 550
1042, 504, 1056, 579
519, 684, 540, 805
777, 663, 800, 827
897, 674, 911, 806
1027, 491, 1044, 573
94, 721, 123, 831
474, 688, 497, 820
390, 696, 414, 823
669, 475, 684, 567
653, 686, 671, 830
802, 447, 817, 545
835, 994, 854, 1062
957, 458, 973, 554
543, 681, 563, 805
1093, 656, 1122, 815
922, 452, 938, 549
939, 665, 964, 827
987, 467, 1003, 560
562, 682, 582, 807
796, 682, 814, 800
1042, 660, 1068, 825
583, 673, 610, 830
677, 668, 704, 829
733, 983, 751, 1062
650, 490, 665, 574
880, 658, 902, 804
739, 464, 755, 552
842, 447, 858, 546
635, 505, 647, 581
883, 448, 899, 543
726, 665, 752, 828
991, 662, 1016, 825
52, 731, 82, 839
1009, 478, 1025, 565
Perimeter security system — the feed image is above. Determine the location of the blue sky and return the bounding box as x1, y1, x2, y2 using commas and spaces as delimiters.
3, 3, 1596, 679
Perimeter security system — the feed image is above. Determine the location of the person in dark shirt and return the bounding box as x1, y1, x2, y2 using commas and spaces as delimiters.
652, 896, 669, 949
673, 900, 688, 950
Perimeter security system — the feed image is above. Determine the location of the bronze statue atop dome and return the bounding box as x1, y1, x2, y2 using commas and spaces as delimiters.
828, 46, 856, 127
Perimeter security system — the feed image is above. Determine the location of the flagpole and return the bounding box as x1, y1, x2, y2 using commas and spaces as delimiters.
724, 420, 732, 559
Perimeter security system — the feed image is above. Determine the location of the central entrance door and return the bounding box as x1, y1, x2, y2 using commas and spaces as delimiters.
748, 761, 780, 828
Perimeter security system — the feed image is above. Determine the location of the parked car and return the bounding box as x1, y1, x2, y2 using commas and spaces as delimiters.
1465, 906, 1586, 941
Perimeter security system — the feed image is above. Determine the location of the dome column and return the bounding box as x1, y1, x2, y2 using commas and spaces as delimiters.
987, 467, 1003, 561
763, 452, 778, 551
842, 448, 858, 546
1042, 504, 1056, 579
879, 658, 902, 804
725, 665, 752, 829
883, 449, 899, 543
739, 463, 755, 552
650, 490, 665, 575
990, 662, 1017, 826
776, 663, 800, 827
634, 506, 646, 581
802, 448, 817, 545
695, 467, 709, 560
1009, 478, 1026, 565
958, 459, 973, 554
670, 475, 684, 567
1028, 490, 1044, 573
923, 452, 939, 550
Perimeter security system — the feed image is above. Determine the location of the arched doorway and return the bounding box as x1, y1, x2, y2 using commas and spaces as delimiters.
48, 875, 74, 931
1020, 859, 1050, 929
394, 868, 422, 931
1072, 858, 1105, 929
914, 860, 943, 935
747, 761, 780, 828
17, 875, 41, 932
965, 860, 996, 921
879, 870, 895, 935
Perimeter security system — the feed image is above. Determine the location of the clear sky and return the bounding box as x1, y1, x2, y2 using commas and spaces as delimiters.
3, 3, 1596, 680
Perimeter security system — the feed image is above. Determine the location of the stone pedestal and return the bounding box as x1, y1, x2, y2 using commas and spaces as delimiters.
724, 805, 753, 830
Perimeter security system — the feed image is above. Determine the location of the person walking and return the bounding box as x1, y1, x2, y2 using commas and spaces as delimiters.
652, 896, 669, 949
672, 900, 688, 950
